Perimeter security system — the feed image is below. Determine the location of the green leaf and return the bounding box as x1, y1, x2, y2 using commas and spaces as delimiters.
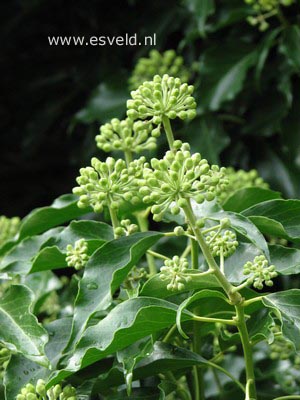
140, 271, 220, 299
255, 28, 281, 84
176, 289, 229, 338
4, 317, 72, 399
269, 244, 300, 275
1, 221, 113, 275
199, 43, 257, 110
280, 26, 300, 72
65, 232, 163, 352
48, 297, 193, 386
18, 194, 91, 240
93, 341, 211, 394
185, 0, 215, 36
0, 285, 49, 367
75, 81, 128, 124
263, 289, 300, 351
30, 220, 113, 274
242, 199, 300, 242
223, 188, 281, 213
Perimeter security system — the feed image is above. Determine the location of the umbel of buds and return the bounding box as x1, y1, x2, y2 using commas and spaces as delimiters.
16, 379, 77, 400
139, 142, 228, 221
160, 256, 191, 291
73, 157, 145, 213
127, 74, 197, 124
96, 118, 157, 154
128, 49, 190, 90
114, 219, 139, 238
66, 239, 89, 270
205, 230, 238, 258
243, 255, 278, 289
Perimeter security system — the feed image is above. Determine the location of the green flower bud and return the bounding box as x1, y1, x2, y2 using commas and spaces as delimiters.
114, 219, 139, 238
73, 156, 145, 213
243, 255, 278, 289
96, 118, 157, 155
139, 144, 228, 220
205, 230, 238, 258
128, 49, 190, 90
16, 381, 78, 400
127, 74, 197, 125
0, 215, 20, 246
66, 239, 89, 270
160, 256, 191, 291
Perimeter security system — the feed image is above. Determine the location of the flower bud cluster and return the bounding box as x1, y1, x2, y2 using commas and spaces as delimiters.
205, 230, 238, 258
139, 142, 228, 221
96, 118, 157, 154
218, 167, 268, 204
0, 344, 10, 379
123, 266, 148, 290
0, 215, 20, 246
16, 379, 77, 400
245, 0, 294, 31
269, 325, 294, 360
243, 255, 278, 289
127, 74, 197, 124
160, 256, 191, 291
73, 157, 145, 213
114, 219, 139, 238
66, 239, 89, 270
129, 49, 190, 90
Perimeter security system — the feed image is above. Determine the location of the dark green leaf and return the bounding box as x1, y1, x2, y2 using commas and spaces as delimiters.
280, 26, 300, 72
0, 285, 49, 367
243, 199, 300, 242
269, 244, 300, 275
263, 289, 300, 351
185, 0, 215, 36
19, 194, 91, 240
48, 297, 193, 386
65, 232, 163, 352
223, 188, 281, 213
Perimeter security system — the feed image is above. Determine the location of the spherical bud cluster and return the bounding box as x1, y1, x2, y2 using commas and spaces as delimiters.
245, 0, 294, 31
127, 74, 197, 124
160, 256, 191, 291
139, 142, 228, 221
16, 380, 77, 400
123, 266, 148, 290
205, 230, 238, 258
218, 167, 268, 204
96, 118, 157, 154
73, 157, 145, 213
128, 49, 190, 90
66, 239, 89, 270
243, 255, 278, 289
0, 344, 10, 379
269, 325, 294, 360
114, 219, 139, 238
0, 215, 20, 246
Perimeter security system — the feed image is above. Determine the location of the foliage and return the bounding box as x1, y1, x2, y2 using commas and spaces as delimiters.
1, 66, 300, 400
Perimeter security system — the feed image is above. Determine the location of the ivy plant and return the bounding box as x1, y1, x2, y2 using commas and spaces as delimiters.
1, 73, 300, 400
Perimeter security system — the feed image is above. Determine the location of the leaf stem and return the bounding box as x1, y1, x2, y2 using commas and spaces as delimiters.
182, 200, 242, 305
235, 305, 257, 399
147, 249, 169, 261
243, 296, 266, 307
207, 361, 245, 394
108, 205, 120, 233
191, 238, 199, 269
136, 212, 157, 276
162, 115, 175, 149
193, 315, 237, 326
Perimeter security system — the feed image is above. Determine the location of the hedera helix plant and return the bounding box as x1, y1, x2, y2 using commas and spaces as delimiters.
1, 73, 300, 400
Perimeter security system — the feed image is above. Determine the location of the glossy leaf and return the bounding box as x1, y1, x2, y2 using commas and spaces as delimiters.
19, 194, 91, 240
185, 0, 215, 36
223, 188, 281, 213
48, 297, 193, 386
0, 285, 49, 367
65, 232, 163, 352
263, 289, 300, 351
269, 244, 300, 275
280, 26, 300, 72
243, 199, 300, 242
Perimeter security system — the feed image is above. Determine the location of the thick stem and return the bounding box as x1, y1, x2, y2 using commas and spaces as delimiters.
124, 150, 133, 166
235, 304, 257, 400
182, 200, 242, 305
136, 212, 157, 276
108, 206, 120, 233
162, 115, 175, 150
191, 239, 199, 270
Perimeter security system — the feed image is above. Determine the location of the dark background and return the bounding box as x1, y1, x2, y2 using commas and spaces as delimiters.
1, 0, 299, 218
